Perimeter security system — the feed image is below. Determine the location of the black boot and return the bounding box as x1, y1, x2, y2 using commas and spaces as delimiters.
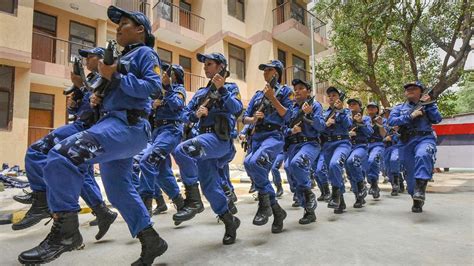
322, 183, 331, 202
153, 195, 168, 215
292, 194, 301, 207
252, 193, 272, 226
316, 183, 326, 201
131, 226, 168, 266
91, 203, 118, 240
219, 211, 240, 245
327, 186, 341, 209
310, 178, 317, 189
275, 182, 284, 198
18, 212, 84, 264
391, 175, 400, 196
173, 184, 204, 225
356, 181, 367, 199
172, 194, 185, 211
299, 189, 317, 225
12, 191, 51, 230
141, 196, 153, 216
248, 181, 256, 193
223, 184, 238, 203
370, 180, 380, 199
413, 179, 428, 202
411, 198, 424, 213
334, 194, 346, 214
271, 202, 287, 233
353, 195, 364, 208
13, 189, 33, 204
228, 198, 238, 215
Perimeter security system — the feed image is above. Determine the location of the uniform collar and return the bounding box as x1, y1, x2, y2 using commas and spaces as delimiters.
122, 43, 145, 55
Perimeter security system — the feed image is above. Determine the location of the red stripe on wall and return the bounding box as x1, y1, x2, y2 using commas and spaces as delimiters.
433, 123, 474, 136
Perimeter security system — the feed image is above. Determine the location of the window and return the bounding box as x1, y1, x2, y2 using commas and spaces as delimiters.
290, 1, 305, 25
156, 0, 173, 21
228, 0, 244, 21
32, 12, 57, 63
179, 55, 191, 70
33, 11, 57, 34
69, 21, 96, 62
157, 48, 172, 65
278, 49, 287, 83
0, 65, 14, 130
292, 55, 307, 81
0, 0, 17, 15
228, 44, 246, 80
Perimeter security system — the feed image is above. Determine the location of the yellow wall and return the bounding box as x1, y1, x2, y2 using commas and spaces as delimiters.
0, 68, 31, 167
0, 0, 34, 54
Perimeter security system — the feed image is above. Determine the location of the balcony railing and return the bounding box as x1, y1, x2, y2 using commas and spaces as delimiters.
273, 1, 326, 39
32, 32, 94, 66
184, 72, 207, 92
115, 0, 150, 17
153, 0, 204, 34
283, 65, 312, 85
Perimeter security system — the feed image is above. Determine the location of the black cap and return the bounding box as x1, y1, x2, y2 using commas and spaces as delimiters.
196, 53, 227, 67
107, 5, 155, 47
367, 102, 379, 109
259, 60, 284, 83
292, 79, 311, 90
347, 98, 362, 106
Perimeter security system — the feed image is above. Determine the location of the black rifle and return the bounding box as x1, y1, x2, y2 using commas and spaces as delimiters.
325, 91, 346, 122
63, 57, 88, 103
288, 96, 315, 129
91, 40, 119, 98
195, 67, 230, 110
250, 75, 278, 119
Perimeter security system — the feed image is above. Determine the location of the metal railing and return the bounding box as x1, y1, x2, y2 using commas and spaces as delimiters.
115, 0, 150, 16
153, 0, 204, 34
32, 32, 94, 66
283, 65, 312, 84
183, 72, 207, 92
273, 1, 326, 39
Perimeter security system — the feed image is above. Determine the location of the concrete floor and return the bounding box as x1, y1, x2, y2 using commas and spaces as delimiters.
0, 172, 473, 265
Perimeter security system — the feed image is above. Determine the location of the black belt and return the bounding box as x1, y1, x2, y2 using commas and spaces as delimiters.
126, 109, 148, 125
154, 119, 179, 128
417, 131, 433, 137
326, 135, 349, 142
287, 136, 320, 145
384, 141, 393, 147
369, 138, 383, 143
199, 126, 215, 134
255, 123, 281, 133
351, 138, 368, 145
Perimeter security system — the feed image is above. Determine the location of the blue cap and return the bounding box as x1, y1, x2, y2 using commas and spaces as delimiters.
162, 63, 185, 84
258, 60, 284, 72
196, 53, 227, 67
367, 102, 379, 109
292, 78, 311, 90
347, 98, 362, 106
78, 47, 105, 58
107, 5, 155, 47
326, 86, 341, 95
404, 81, 424, 91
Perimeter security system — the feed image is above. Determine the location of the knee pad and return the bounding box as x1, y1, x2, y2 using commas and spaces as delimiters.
146, 148, 166, 167
295, 154, 311, 170
182, 139, 204, 158
351, 155, 362, 168
31, 133, 57, 155
54, 131, 104, 166
337, 154, 347, 168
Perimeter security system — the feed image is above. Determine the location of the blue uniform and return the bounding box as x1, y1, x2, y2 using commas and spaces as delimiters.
345, 115, 373, 192
43, 44, 161, 237
366, 117, 386, 183
25, 72, 103, 209
383, 127, 401, 183
243, 84, 293, 204
388, 101, 442, 195
174, 82, 242, 215
138, 83, 186, 201
271, 152, 286, 185
314, 153, 328, 187
322, 108, 352, 193
285, 100, 325, 206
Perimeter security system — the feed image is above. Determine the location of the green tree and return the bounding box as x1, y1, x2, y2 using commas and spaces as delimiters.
455, 71, 474, 114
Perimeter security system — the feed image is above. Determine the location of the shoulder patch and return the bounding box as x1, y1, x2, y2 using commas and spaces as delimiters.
288, 90, 295, 101
154, 65, 162, 76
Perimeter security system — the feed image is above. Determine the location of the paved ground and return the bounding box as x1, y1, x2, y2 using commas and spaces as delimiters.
0, 171, 473, 265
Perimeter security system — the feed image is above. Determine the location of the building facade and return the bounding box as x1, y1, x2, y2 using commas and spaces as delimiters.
0, 0, 328, 166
